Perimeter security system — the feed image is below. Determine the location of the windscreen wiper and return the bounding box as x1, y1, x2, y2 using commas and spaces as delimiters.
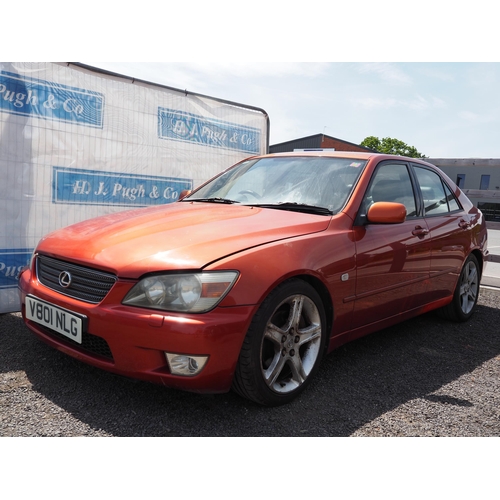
248, 202, 333, 215
184, 197, 240, 204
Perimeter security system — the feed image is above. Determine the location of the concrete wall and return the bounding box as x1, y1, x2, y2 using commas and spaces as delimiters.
427, 158, 500, 221
427, 158, 500, 192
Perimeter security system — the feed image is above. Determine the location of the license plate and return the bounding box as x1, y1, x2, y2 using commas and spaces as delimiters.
26, 295, 85, 344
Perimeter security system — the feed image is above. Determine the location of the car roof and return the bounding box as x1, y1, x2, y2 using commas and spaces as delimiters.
264, 151, 375, 159
256, 151, 436, 168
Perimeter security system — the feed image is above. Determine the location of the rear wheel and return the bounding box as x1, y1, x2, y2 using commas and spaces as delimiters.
439, 254, 480, 322
233, 279, 327, 406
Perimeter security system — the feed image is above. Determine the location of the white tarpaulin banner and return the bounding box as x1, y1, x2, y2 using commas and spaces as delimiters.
0, 62, 269, 313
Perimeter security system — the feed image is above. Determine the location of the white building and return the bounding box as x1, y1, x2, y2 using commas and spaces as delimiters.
427, 158, 500, 222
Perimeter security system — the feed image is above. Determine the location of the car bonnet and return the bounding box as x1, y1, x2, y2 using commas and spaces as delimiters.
35, 202, 331, 278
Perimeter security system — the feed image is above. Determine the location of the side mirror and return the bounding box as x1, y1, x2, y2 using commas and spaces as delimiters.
178, 189, 191, 201
367, 202, 406, 224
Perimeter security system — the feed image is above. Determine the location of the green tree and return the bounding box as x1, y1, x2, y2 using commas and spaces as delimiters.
360, 136, 426, 158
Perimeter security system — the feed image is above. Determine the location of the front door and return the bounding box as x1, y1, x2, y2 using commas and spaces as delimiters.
352, 162, 431, 329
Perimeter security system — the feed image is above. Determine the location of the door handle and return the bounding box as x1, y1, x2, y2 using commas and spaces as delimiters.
412, 226, 429, 236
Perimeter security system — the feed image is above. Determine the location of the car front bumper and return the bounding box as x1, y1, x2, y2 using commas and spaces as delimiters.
18, 268, 256, 394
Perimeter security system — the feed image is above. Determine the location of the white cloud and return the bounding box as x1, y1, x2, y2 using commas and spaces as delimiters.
351, 97, 398, 109
351, 94, 446, 111
85, 62, 331, 98
457, 110, 498, 124
409, 95, 447, 110
173, 62, 330, 79
356, 63, 413, 84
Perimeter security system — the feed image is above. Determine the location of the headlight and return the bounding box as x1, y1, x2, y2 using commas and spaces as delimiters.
122, 271, 239, 313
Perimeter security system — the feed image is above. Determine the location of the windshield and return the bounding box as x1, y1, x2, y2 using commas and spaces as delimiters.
185, 156, 367, 214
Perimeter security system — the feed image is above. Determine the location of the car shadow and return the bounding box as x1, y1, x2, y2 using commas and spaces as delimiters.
1, 293, 499, 436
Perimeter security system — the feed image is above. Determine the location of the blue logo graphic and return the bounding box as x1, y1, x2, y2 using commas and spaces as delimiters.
0, 248, 32, 289
158, 108, 261, 154
0, 70, 104, 128
52, 167, 192, 207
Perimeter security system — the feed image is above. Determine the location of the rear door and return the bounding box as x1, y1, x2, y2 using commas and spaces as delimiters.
411, 164, 470, 301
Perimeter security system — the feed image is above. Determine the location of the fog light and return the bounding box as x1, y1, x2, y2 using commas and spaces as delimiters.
165, 353, 208, 376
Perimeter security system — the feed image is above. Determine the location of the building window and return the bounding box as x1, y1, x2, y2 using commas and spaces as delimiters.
456, 174, 465, 188
480, 175, 490, 190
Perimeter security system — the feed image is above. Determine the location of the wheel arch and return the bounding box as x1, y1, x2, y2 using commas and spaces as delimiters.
292, 273, 334, 345
470, 248, 484, 279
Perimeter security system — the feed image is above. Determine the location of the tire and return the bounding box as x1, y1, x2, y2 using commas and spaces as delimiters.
438, 254, 480, 322
233, 279, 327, 406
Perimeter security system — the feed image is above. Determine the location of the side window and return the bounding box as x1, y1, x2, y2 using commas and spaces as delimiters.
364, 163, 417, 217
413, 166, 453, 215
443, 182, 461, 212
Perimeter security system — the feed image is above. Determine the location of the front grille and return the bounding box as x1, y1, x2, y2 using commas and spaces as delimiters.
38, 324, 114, 361
36, 255, 117, 303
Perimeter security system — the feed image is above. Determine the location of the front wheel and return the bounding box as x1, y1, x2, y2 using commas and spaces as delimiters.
232, 279, 327, 406
438, 254, 480, 322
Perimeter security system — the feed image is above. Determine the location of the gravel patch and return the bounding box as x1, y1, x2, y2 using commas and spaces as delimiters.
1, 287, 499, 437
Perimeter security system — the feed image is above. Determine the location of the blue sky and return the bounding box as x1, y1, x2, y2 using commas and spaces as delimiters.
84, 62, 500, 159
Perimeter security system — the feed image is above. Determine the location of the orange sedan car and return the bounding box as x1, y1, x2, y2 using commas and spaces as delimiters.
18, 152, 488, 405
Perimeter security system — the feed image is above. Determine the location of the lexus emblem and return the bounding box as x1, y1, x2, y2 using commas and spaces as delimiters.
58, 271, 72, 288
